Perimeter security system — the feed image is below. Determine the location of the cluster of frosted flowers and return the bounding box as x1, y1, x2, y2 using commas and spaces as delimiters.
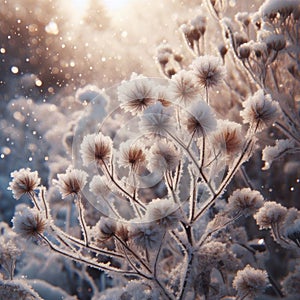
6, 71, 283, 299
4, 0, 300, 299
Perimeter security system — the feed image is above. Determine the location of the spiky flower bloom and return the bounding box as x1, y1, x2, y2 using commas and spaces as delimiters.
183, 101, 217, 137
8, 168, 40, 200
148, 140, 180, 173
169, 70, 200, 106
212, 120, 243, 157
240, 90, 280, 132
118, 140, 146, 172
54, 167, 88, 198
80, 132, 113, 166
227, 188, 264, 217
254, 201, 287, 229
145, 198, 181, 228
233, 265, 268, 299
12, 207, 47, 239
191, 55, 225, 89
118, 78, 156, 115
139, 102, 175, 137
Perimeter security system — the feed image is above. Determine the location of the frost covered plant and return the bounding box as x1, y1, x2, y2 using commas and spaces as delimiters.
139, 102, 175, 137
262, 139, 300, 170
54, 167, 88, 198
148, 139, 180, 173
145, 198, 181, 228
169, 70, 200, 106
191, 55, 225, 102
240, 89, 279, 132
227, 188, 264, 217
212, 120, 243, 159
80, 132, 113, 166
183, 100, 217, 138
232, 265, 269, 300
118, 140, 146, 172
12, 207, 47, 240
8, 168, 40, 200
5, 0, 300, 298
117, 77, 156, 115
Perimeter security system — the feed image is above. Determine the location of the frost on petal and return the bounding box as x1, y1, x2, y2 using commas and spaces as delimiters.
262, 139, 296, 170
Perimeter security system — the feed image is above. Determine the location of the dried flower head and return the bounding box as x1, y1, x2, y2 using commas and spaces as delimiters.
80, 132, 113, 166
118, 140, 146, 172
238, 43, 251, 59
233, 265, 268, 299
145, 198, 181, 228
97, 217, 117, 241
118, 78, 156, 115
212, 120, 243, 157
227, 188, 264, 217
169, 70, 200, 106
183, 100, 217, 137
8, 168, 40, 200
12, 207, 47, 239
197, 241, 238, 272
130, 223, 162, 250
54, 167, 88, 198
254, 201, 288, 229
191, 55, 225, 89
148, 140, 180, 173
139, 102, 175, 137
240, 90, 280, 131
